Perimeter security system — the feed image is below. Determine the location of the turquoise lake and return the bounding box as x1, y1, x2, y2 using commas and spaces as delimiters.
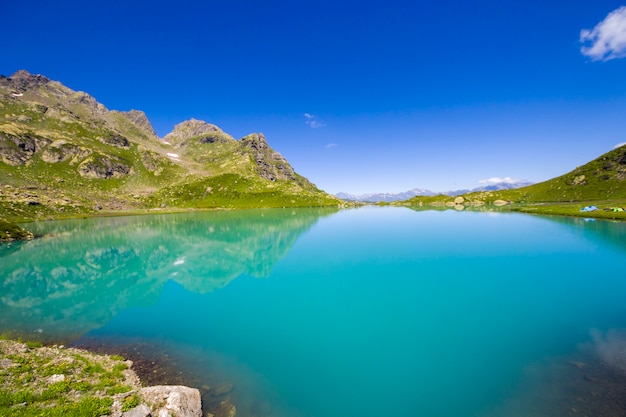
2, 207, 626, 416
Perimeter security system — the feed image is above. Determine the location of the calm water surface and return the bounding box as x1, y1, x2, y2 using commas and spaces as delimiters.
1, 207, 626, 416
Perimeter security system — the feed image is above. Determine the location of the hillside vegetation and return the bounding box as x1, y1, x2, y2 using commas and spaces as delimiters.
399, 144, 626, 220
0, 70, 340, 226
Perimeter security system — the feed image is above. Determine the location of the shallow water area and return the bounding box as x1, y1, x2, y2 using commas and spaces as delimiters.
1, 207, 626, 416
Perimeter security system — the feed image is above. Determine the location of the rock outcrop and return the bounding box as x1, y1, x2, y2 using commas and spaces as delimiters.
0, 132, 51, 165
43, 141, 92, 164
240, 133, 296, 182
78, 154, 133, 178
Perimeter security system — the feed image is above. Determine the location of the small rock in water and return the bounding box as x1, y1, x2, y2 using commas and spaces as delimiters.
214, 382, 233, 396
569, 361, 586, 369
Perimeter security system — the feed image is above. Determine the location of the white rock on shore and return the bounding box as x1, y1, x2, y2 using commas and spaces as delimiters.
138, 385, 203, 417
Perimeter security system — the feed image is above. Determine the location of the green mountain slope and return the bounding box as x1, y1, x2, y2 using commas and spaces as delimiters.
401, 144, 626, 218
491, 144, 626, 202
0, 70, 340, 221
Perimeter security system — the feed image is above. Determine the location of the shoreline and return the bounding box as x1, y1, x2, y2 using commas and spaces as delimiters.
0, 338, 236, 417
72, 336, 238, 416
2, 201, 624, 243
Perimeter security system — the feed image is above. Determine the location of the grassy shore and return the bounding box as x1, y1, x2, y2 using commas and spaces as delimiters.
1, 197, 624, 243
397, 197, 626, 222
0, 338, 141, 417
499, 199, 626, 220
0, 218, 34, 242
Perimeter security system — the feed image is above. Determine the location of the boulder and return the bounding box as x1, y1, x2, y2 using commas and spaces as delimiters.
140, 385, 202, 417
572, 174, 587, 186
213, 398, 237, 417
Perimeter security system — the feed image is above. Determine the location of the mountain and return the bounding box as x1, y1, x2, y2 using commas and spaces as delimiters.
335, 188, 436, 202
489, 144, 626, 202
0, 70, 340, 221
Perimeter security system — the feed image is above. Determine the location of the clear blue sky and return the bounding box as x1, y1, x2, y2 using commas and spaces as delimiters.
2, 1, 626, 194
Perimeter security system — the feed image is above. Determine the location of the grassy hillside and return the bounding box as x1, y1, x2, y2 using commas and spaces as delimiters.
400, 145, 626, 220
486, 144, 626, 202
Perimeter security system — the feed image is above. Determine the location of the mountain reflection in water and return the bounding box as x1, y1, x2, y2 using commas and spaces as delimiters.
0, 208, 337, 340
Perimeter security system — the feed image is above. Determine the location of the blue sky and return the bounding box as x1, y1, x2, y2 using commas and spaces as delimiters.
2, 1, 626, 194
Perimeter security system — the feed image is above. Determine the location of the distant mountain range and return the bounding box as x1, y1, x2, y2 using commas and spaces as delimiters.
335, 188, 436, 203
336, 180, 534, 202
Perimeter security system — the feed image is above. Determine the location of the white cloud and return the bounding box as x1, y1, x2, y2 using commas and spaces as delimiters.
304, 113, 326, 128
326, 143, 338, 149
580, 6, 626, 61
478, 177, 521, 185
614, 142, 626, 149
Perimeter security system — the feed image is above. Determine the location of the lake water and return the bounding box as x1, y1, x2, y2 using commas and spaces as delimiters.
2, 207, 626, 416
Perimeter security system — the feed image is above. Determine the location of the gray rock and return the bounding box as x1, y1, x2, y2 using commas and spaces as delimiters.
0, 132, 50, 165
122, 403, 152, 417
47, 374, 65, 384
140, 385, 202, 417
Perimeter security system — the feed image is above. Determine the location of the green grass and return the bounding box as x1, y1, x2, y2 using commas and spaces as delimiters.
122, 394, 140, 412
0, 218, 33, 241
145, 173, 340, 209
0, 395, 113, 417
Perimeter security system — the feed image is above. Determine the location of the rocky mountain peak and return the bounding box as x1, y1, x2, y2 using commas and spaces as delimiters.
0, 70, 51, 92
117, 110, 158, 139
163, 119, 223, 144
